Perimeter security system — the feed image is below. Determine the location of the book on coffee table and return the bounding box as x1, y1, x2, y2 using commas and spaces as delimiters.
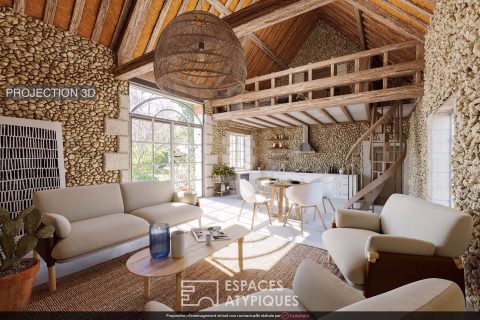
191, 226, 230, 242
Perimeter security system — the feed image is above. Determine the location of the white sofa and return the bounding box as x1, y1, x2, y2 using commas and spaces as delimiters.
322, 194, 473, 297
33, 180, 203, 291
145, 259, 465, 313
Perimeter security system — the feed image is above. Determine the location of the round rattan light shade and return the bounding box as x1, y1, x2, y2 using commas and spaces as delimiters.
154, 11, 247, 101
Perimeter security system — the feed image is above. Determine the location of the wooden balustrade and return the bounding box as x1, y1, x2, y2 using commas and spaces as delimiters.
210, 41, 424, 122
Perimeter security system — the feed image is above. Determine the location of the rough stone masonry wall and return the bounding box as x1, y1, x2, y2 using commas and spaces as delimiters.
406, 0, 480, 308
253, 123, 369, 173
0, 8, 128, 186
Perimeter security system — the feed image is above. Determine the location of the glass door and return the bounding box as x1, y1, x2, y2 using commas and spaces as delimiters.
173, 124, 203, 196
131, 118, 203, 196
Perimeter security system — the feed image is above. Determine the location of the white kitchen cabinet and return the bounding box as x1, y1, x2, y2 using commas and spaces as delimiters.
249, 171, 358, 200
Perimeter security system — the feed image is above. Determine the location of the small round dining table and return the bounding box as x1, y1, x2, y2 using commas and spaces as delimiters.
267, 180, 305, 222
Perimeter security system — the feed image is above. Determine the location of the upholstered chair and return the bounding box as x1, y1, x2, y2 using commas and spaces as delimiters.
323, 194, 473, 297
239, 179, 273, 230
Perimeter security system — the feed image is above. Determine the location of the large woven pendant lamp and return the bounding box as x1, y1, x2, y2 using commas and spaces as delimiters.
154, 11, 247, 100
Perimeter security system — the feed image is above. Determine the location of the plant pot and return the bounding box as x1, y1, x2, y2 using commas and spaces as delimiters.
0, 258, 40, 311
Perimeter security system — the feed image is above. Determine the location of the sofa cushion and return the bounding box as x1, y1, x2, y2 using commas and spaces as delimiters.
381, 194, 473, 258
335, 279, 465, 312
204, 288, 307, 312
52, 213, 149, 261
33, 184, 124, 223
130, 202, 202, 226
121, 180, 175, 213
322, 228, 379, 285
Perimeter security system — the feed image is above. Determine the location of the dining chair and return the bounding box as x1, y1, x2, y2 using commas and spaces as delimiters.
284, 182, 328, 236
239, 179, 273, 230
255, 177, 277, 199
309, 176, 335, 216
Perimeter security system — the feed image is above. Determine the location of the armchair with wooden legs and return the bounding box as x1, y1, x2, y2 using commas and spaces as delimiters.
323, 194, 473, 298
239, 179, 273, 230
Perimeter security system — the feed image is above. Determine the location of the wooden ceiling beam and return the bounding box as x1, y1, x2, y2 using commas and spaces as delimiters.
345, 0, 424, 42
178, 0, 189, 15
212, 85, 424, 121
250, 34, 288, 69
375, 0, 428, 30
250, 17, 298, 77
395, 0, 432, 19
110, 0, 134, 50
231, 119, 268, 129
252, 116, 287, 127
206, 0, 231, 16
225, 0, 334, 37
117, 0, 153, 64
242, 118, 274, 128
69, 0, 86, 34
91, 0, 111, 43
195, 0, 204, 10
255, 13, 309, 77
301, 111, 323, 124
353, 7, 366, 50
283, 113, 309, 126
320, 109, 338, 123
13, 0, 26, 14
145, 0, 173, 53
228, 120, 260, 130
115, 0, 334, 79
267, 115, 298, 127
43, 0, 58, 24
340, 105, 354, 122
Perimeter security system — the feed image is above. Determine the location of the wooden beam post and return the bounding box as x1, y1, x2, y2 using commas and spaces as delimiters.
353, 7, 366, 50
110, 0, 133, 50
117, 0, 153, 64
69, 0, 86, 34
43, 0, 58, 24
13, 0, 26, 14
145, 0, 174, 53
250, 34, 288, 69
345, 0, 425, 42
91, 0, 111, 43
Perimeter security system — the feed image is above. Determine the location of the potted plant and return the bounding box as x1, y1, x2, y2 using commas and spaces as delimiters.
0, 207, 54, 311
212, 164, 236, 191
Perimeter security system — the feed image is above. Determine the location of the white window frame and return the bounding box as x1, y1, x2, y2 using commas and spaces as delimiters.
230, 134, 247, 170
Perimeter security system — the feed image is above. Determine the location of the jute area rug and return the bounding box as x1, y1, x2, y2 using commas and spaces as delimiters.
27, 232, 341, 312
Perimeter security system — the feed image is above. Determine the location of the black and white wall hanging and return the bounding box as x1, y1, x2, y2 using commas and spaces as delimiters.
0, 116, 65, 220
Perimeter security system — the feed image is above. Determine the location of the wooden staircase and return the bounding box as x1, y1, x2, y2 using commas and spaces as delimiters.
345, 102, 406, 210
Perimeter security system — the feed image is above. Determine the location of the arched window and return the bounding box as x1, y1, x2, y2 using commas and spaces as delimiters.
130, 84, 204, 196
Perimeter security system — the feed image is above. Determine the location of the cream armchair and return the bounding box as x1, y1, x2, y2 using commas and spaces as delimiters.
145, 259, 465, 313
323, 194, 473, 297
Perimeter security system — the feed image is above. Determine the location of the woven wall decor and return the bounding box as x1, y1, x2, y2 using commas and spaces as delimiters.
154, 11, 246, 101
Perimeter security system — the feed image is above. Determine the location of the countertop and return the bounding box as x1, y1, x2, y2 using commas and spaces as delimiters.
235, 170, 352, 175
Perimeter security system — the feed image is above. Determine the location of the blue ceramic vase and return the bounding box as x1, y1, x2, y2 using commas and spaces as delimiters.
149, 223, 170, 259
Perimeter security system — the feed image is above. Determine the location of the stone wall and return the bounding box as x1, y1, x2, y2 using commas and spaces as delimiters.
253, 123, 369, 173
0, 8, 128, 187
406, 0, 480, 308
289, 19, 360, 68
